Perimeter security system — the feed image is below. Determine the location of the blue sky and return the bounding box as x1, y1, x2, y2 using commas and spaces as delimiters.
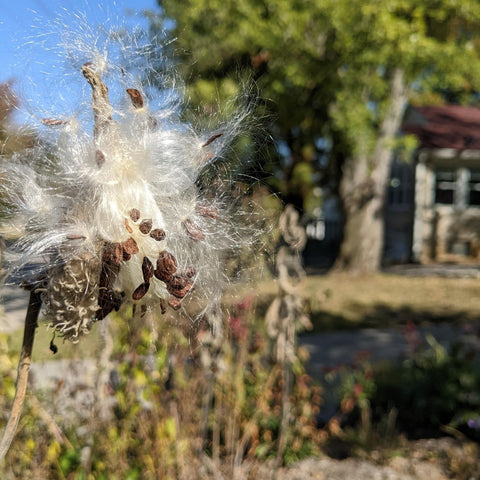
0, 0, 162, 117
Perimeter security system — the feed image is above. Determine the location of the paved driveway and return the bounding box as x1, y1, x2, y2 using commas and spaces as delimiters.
0, 285, 31, 333
299, 324, 464, 377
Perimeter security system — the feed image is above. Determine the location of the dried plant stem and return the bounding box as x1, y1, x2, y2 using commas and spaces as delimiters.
29, 394, 73, 449
81, 63, 114, 142
0, 65, 109, 463
0, 289, 41, 462
265, 205, 307, 467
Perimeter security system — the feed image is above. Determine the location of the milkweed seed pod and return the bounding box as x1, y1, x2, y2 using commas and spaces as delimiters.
0, 22, 256, 342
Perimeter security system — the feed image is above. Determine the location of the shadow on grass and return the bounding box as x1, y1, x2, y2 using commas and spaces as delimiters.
309, 303, 475, 332
252, 292, 474, 333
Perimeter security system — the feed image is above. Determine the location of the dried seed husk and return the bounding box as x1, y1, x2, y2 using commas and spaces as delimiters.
142, 256, 154, 282
132, 282, 150, 300
125, 218, 133, 233
43, 253, 102, 341
122, 237, 139, 255
129, 208, 141, 222
139, 219, 153, 234
182, 219, 205, 241
81, 62, 114, 137
126, 88, 144, 109
97, 288, 123, 320
99, 262, 120, 289
150, 228, 166, 241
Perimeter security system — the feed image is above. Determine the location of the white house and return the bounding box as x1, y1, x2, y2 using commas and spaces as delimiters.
306, 105, 480, 267
400, 105, 480, 263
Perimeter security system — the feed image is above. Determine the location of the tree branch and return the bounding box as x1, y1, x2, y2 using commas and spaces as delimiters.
0, 289, 41, 462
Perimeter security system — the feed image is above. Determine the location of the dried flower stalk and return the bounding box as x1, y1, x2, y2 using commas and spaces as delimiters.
0, 289, 41, 461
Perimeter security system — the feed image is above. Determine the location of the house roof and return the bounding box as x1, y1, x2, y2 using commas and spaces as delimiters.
403, 105, 480, 150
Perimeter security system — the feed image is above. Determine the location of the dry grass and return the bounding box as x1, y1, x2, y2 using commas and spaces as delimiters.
6, 319, 103, 362
301, 272, 480, 331
6, 272, 480, 357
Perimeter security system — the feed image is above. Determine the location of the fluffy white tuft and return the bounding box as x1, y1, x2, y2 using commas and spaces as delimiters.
0, 15, 258, 341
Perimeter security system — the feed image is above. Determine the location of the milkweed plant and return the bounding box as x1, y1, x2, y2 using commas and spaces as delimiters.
0, 16, 261, 460
1, 21, 256, 343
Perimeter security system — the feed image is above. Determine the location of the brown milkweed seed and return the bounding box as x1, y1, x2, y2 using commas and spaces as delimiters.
132, 282, 150, 301
168, 297, 181, 310
202, 132, 224, 147
147, 116, 158, 129
41, 118, 68, 126
157, 251, 177, 274
182, 219, 205, 241
122, 237, 139, 255
154, 269, 171, 283
103, 242, 123, 266
195, 205, 219, 219
66, 234, 86, 240
150, 228, 166, 241
126, 88, 144, 109
182, 267, 196, 278
159, 298, 167, 314
139, 219, 153, 234
125, 218, 133, 233
123, 251, 131, 262
167, 275, 194, 299
129, 208, 141, 222
142, 256, 155, 282
169, 274, 189, 289
96, 149, 106, 167
154, 251, 177, 283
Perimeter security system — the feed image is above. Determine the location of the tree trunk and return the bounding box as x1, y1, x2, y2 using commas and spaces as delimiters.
334, 68, 408, 273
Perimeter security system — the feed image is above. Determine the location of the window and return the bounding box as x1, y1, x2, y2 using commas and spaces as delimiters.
434, 168, 456, 205
469, 169, 480, 206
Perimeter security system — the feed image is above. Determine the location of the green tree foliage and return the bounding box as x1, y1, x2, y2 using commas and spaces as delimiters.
156, 0, 480, 271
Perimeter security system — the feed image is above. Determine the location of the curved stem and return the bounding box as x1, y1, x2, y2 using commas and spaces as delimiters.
0, 289, 41, 462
